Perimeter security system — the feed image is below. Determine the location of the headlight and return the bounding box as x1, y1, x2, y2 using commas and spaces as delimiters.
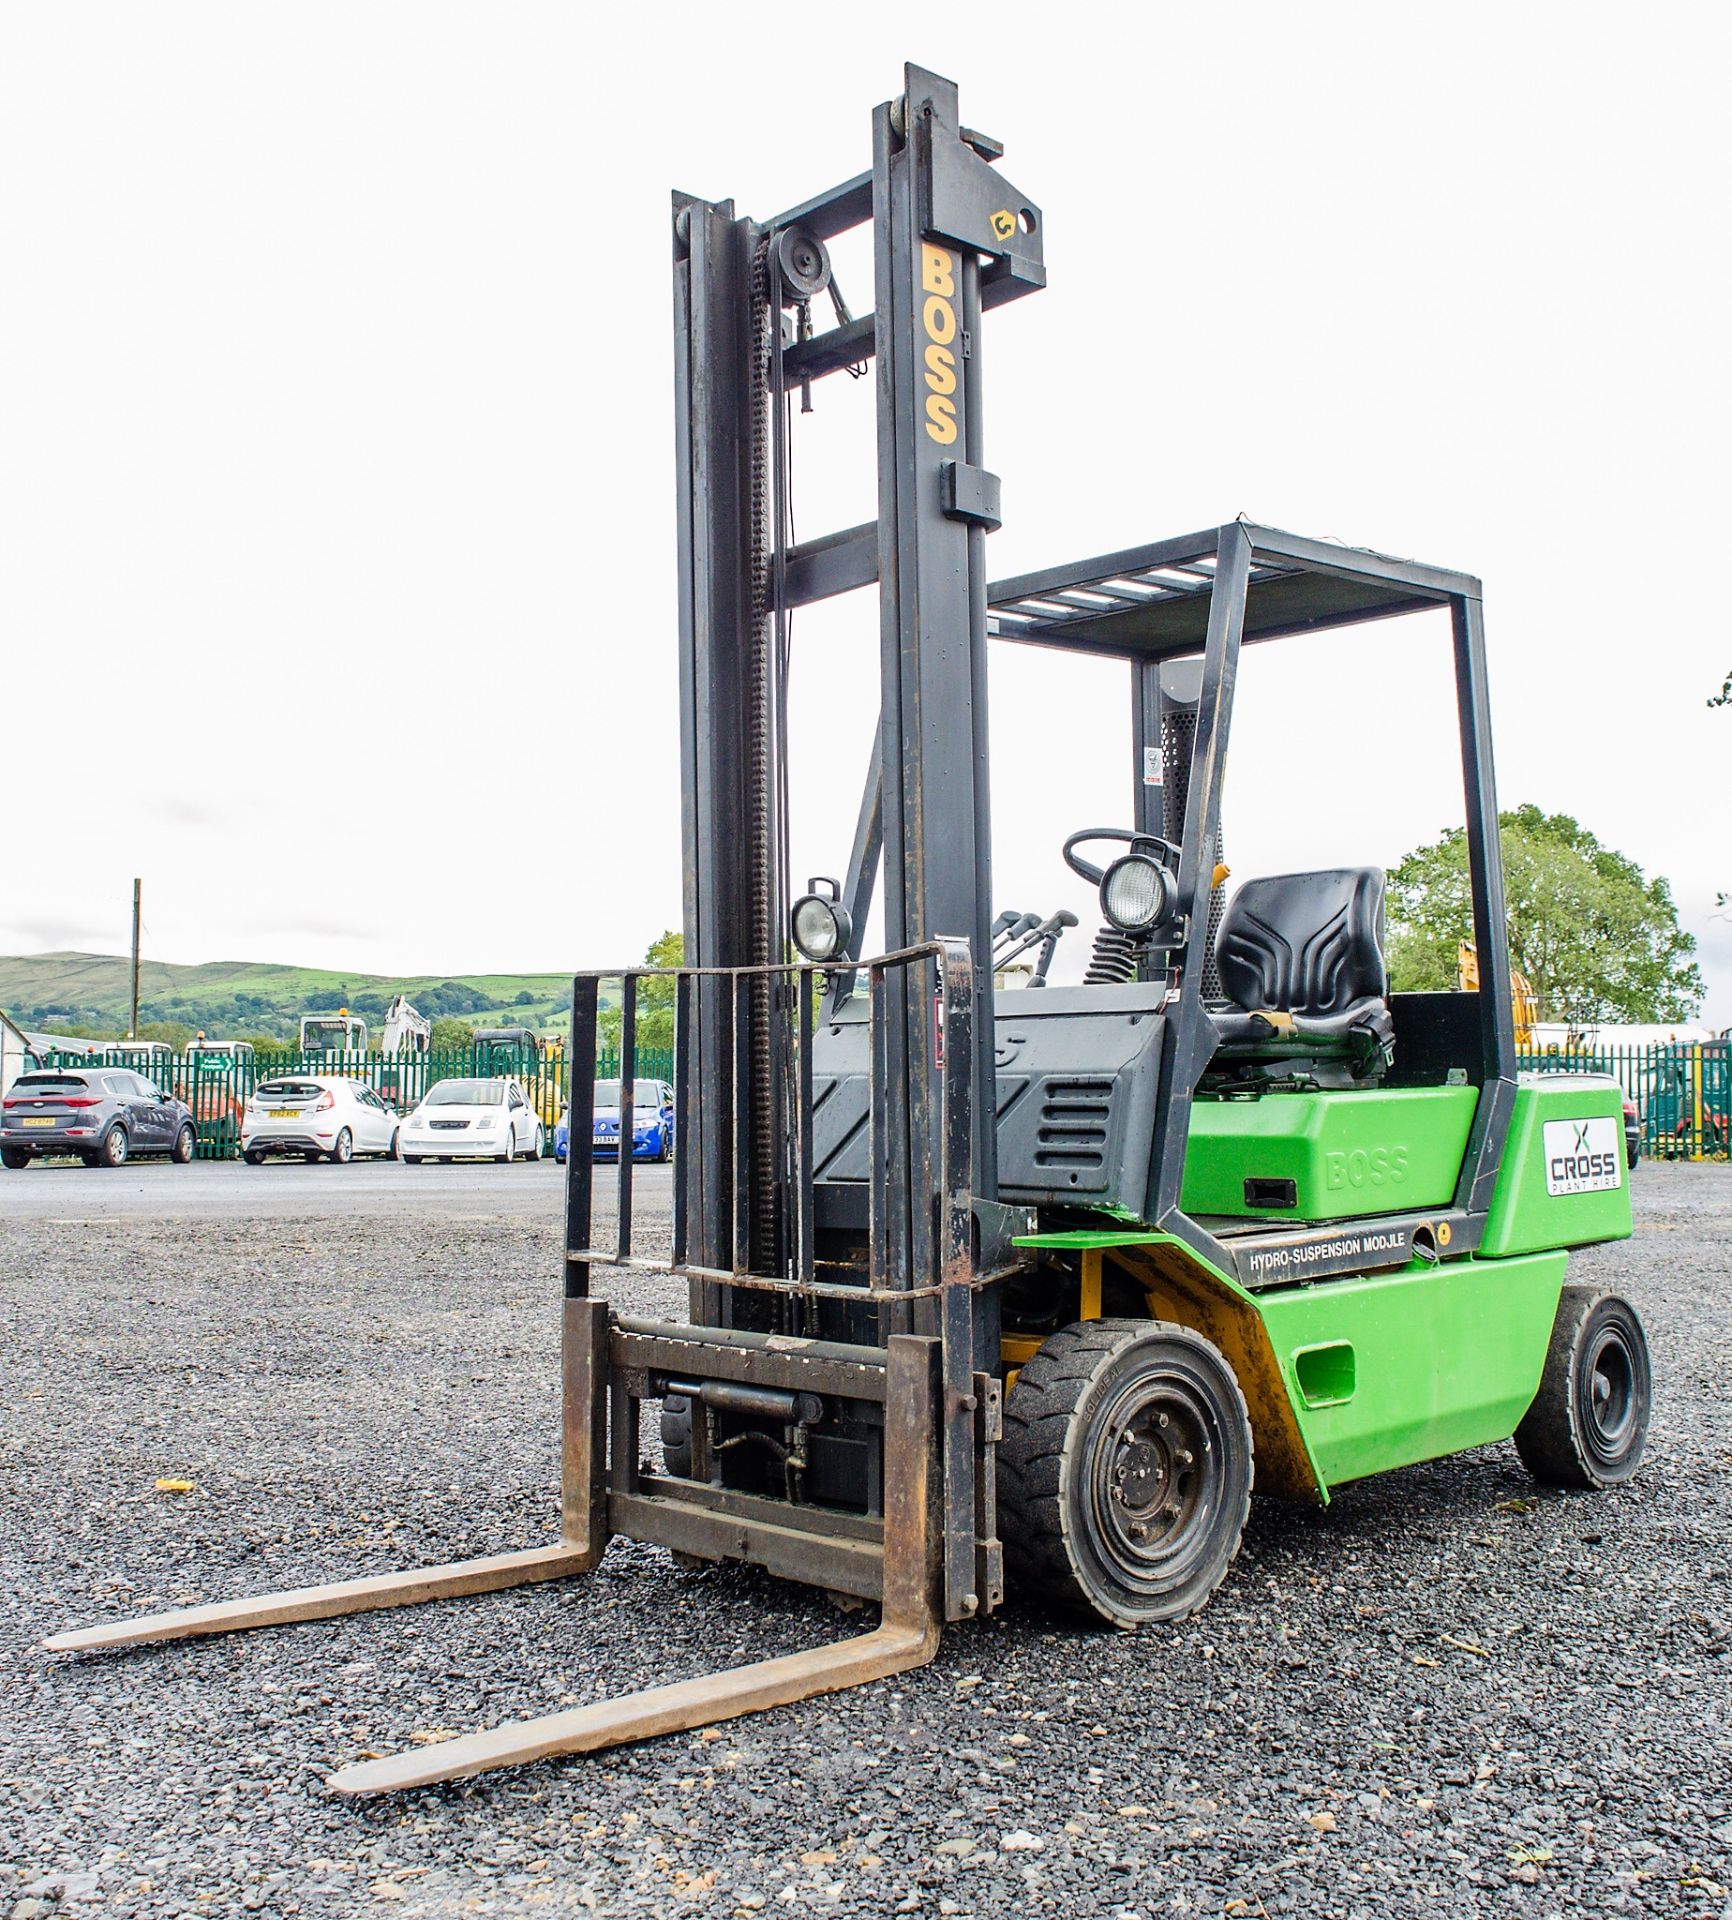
1100, 853, 1174, 933
791, 880, 852, 963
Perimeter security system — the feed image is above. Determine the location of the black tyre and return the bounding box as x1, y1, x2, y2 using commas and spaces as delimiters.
329, 1128, 353, 1165
244, 1149, 266, 1166
99, 1126, 129, 1169
404, 1154, 423, 1165
1, 1147, 30, 1171
660, 1396, 693, 1478
388, 1128, 401, 1161
172, 1124, 196, 1165
302, 1150, 321, 1164
999, 1319, 1254, 1627
1515, 1286, 1651, 1490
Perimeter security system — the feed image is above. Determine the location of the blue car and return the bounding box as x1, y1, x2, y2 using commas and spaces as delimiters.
554, 1079, 675, 1164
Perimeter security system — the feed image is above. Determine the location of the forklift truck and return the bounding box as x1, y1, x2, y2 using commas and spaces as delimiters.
48, 63, 1651, 1794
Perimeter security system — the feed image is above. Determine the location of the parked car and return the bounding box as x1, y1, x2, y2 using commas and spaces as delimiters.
400, 1077, 543, 1164
1623, 1097, 1641, 1169
241, 1076, 401, 1165
1, 1068, 196, 1169
568, 1079, 675, 1163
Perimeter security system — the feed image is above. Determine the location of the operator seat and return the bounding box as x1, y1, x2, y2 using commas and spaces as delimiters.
1207, 867, 1395, 1080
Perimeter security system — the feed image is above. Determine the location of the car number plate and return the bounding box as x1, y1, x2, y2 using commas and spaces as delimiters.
21, 1116, 56, 1127
268, 1108, 300, 1119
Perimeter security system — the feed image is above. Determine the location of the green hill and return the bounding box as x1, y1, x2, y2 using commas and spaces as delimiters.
0, 951, 589, 1044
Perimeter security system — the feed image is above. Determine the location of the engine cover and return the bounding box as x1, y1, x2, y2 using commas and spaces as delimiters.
811, 982, 1166, 1216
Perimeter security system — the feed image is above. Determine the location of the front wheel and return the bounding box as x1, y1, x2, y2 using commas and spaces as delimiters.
999, 1319, 1254, 1627
388, 1128, 401, 1161
1515, 1287, 1651, 1489
172, 1124, 196, 1165
99, 1126, 129, 1169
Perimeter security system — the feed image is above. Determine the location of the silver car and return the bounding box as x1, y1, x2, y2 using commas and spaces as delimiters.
1, 1068, 196, 1169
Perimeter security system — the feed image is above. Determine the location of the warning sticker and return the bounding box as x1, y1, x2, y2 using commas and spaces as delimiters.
1143, 746, 1163, 788
1542, 1117, 1623, 1195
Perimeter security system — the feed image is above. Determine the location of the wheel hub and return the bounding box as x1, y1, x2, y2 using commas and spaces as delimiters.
1092, 1383, 1217, 1571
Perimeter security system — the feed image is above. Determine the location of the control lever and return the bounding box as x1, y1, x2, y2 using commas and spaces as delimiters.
992, 910, 1041, 958
995, 909, 1074, 977
1027, 910, 1079, 988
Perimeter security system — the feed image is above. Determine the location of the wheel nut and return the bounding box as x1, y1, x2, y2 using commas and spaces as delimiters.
1175, 1448, 1194, 1467
1163, 1501, 1181, 1519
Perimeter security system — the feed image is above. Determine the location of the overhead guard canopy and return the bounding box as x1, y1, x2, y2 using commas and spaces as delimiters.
988, 522, 1482, 661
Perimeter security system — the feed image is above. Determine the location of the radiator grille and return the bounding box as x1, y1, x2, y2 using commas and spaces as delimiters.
1035, 1078, 1113, 1168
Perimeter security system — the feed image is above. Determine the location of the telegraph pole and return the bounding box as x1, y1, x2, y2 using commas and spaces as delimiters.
129, 878, 141, 1041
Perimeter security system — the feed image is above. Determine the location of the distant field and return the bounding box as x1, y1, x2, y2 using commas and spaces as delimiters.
0, 950, 614, 1041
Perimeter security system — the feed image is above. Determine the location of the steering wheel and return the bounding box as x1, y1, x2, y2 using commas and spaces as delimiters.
1062, 826, 1179, 887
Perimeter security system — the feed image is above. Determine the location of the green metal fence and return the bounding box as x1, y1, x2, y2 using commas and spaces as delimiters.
37, 1038, 1731, 1165
39, 1043, 678, 1161
1519, 1042, 1731, 1161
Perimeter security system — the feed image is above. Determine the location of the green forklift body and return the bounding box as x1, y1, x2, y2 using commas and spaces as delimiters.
1180, 1084, 1479, 1220
1480, 1073, 1633, 1255
1018, 1068, 1632, 1500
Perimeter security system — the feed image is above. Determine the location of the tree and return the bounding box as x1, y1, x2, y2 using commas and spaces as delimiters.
1387, 805, 1703, 1025
136, 1019, 194, 1053
430, 1016, 476, 1052
600, 930, 681, 1052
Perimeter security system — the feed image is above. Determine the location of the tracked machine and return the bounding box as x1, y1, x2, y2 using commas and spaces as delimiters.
48, 63, 1652, 1794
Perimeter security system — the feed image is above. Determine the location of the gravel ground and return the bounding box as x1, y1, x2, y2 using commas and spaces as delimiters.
2, 1159, 1728, 1919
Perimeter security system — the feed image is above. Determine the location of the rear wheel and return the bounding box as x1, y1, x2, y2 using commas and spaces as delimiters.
244, 1148, 265, 1166
1515, 1287, 1651, 1489
329, 1128, 353, 1165
999, 1319, 1254, 1627
99, 1126, 129, 1169
404, 1154, 423, 1165
2, 1147, 30, 1171
388, 1128, 401, 1161
526, 1124, 543, 1162
303, 1150, 321, 1164
172, 1124, 196, 1165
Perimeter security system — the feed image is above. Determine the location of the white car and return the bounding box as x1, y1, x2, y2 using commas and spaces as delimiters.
241, 1076, 402, 1165
400, 1077, 544, 1164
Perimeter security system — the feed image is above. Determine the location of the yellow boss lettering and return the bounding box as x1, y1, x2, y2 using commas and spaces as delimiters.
921, 245, 954, 296
919, 245, 960, 443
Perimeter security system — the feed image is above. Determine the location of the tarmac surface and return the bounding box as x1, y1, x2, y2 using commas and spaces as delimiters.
1, 1157, 1728, 1918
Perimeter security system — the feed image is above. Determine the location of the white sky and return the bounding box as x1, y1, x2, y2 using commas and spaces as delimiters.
3, 4, 1728, 1023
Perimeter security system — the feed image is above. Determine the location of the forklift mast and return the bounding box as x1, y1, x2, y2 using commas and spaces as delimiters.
672, 64, 1043, 1298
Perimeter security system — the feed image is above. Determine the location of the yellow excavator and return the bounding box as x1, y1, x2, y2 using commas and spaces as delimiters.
1459, 939, 1537, 1047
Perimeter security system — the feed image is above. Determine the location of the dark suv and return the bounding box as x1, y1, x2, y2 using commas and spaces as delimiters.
1, 1069, 196, 1169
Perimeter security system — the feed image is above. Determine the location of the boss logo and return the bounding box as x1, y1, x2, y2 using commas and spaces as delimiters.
920, 244, 960, 445
1325, 1144, 1410, 1191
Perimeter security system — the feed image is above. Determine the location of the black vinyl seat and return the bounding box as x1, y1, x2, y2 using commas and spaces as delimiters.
1207, 867, 1395, 1080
